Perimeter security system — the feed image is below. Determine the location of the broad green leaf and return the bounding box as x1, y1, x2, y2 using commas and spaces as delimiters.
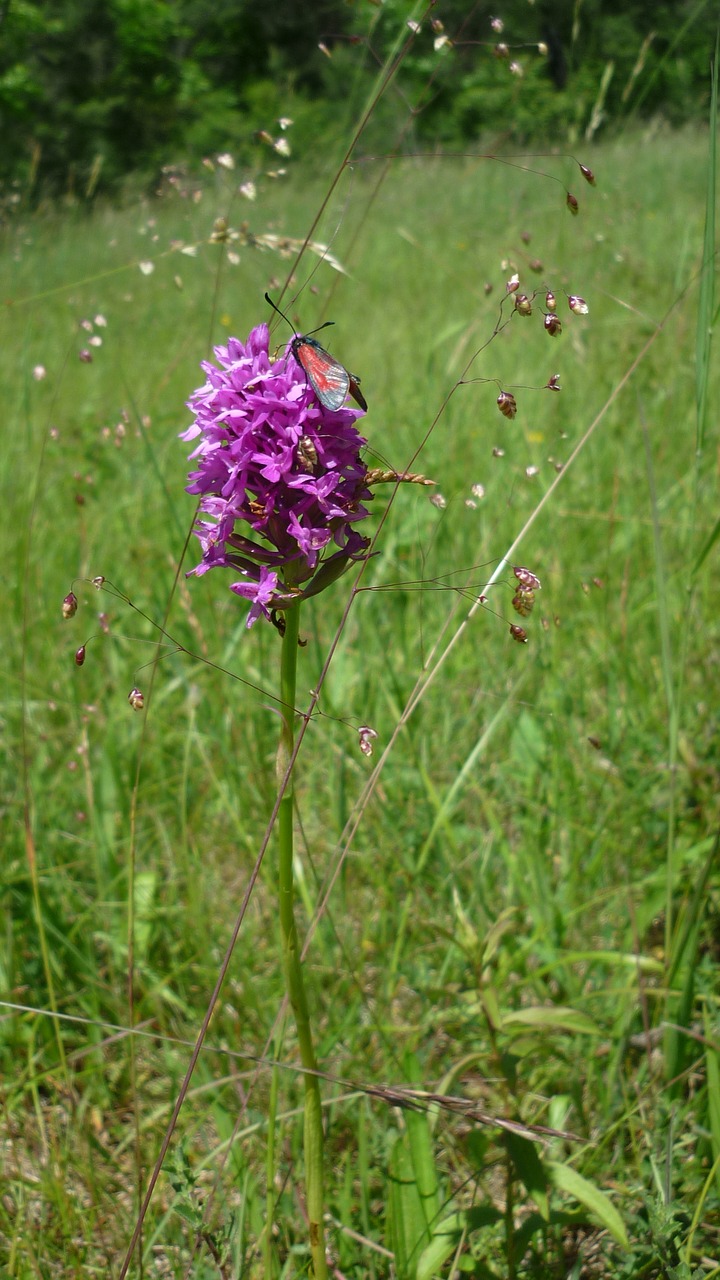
504, 1132, 549, 1220
416, 1209, 503, 1280
547, 1161, 629, 1247
550, 949, 664, 975
406, 1102, 441, 1226
501, 1006, 601, 1036
480, 985, 502, 1032
481, 907, 518, 967
415, 1215, 462, 1280
403, 1047, 442, 1222
387, 1132, 430, 1279
133, 871, 157, 966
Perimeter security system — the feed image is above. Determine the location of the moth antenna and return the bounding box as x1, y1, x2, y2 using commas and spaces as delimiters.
264, 291, 334, 339
264, 291, 295, 333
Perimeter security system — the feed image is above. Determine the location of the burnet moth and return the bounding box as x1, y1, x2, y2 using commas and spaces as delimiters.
265, 292, 367, 412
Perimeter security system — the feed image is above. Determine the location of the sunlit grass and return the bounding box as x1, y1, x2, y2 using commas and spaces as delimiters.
1, 121, 718, 1276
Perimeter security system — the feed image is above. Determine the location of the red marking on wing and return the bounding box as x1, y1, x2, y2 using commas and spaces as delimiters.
294, 337, 350, 411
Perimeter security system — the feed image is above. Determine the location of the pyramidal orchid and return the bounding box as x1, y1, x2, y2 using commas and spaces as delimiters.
181, 314, 376, 1278
181, 321, 371, 627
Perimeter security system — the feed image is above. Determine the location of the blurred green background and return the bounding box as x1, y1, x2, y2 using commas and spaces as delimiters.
0, 0, 717, 201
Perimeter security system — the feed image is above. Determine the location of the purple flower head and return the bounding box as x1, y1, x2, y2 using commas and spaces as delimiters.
181, 322, 371, 625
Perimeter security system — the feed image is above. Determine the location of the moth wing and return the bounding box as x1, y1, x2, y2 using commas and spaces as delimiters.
297, 339, 350, 411
348, 374, 367, 412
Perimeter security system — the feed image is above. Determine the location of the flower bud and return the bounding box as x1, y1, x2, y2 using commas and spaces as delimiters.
544, 314, 562, 337
528, 258, 544, 273
568, 295, 589, 315
79, 349, 93, 363
506, 273, 520, 294
509, 624, 528, 643
128, 688, 145, 711
513, 566, 541, 590
493, 42, 509, 58
491, 16, 504, 32
545, 291, 556, 312
62, 592, 78, 619
497, 391, 517, 420
210, 217, 230, 242
546, 373, 561, 391
512, 588, 535, 617
566, 192, 579, 216
75, 646, 86, 666
579, 163, 596, 186
514, 294, 532, 316
358, 725, 378, 757
297, 436, 318, 472
92, 576, 105, 589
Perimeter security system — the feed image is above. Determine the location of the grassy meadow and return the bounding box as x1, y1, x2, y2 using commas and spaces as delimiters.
1, 118, 719, 1278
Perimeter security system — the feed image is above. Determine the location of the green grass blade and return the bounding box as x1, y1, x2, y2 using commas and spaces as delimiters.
703, 1007, 720, 1199
547, 1162, 629, 1248
386, 1131, 431, 1280
694, 33, 718, 454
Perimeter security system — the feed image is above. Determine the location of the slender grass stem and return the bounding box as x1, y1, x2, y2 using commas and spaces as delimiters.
264, 1017, 284, 1279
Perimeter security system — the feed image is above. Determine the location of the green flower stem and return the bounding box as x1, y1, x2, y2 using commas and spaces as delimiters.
277, 603, 327, 1279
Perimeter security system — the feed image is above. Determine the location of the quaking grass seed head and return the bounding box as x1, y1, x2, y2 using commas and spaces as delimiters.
512, 588, 535, 617
497, 390, 517, 419
62, 591, 78, 619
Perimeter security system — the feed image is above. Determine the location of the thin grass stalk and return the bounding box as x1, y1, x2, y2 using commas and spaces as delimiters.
277, 602, 327, 1278
264, 1025, 281, 1278
20, 364, 70, 1081
663, 46, 717, 996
